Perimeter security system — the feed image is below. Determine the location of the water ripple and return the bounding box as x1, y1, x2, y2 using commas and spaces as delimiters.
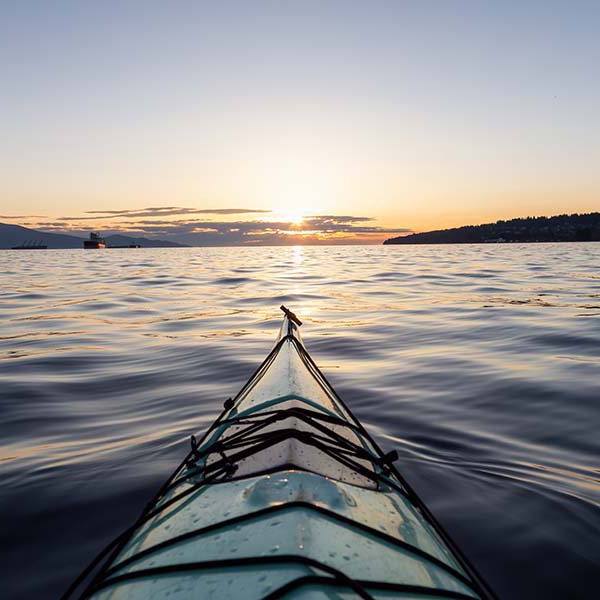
0, 244, 599, 599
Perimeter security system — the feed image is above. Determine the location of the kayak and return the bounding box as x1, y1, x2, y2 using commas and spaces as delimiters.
65, 306, 496, 600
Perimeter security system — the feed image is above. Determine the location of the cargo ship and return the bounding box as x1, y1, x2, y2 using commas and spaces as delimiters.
83, 232, 106, 249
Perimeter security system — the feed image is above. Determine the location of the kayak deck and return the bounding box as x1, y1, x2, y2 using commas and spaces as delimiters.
67, 310, 495, 600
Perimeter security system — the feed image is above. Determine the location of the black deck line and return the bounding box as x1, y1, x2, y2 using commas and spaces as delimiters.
161, 413, 386, 493
202, 424, 377, 466
83, 555, 373, 599
263, 575, 375, 600
188, 427, 413, 500
100, 500, 478, 593
86, 554, 479, 600
264, 576, 479, 600
205, 406, 370, 454
219, 405, 365, 434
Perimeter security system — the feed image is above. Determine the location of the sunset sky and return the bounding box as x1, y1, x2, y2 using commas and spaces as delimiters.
1, 2, 599, 244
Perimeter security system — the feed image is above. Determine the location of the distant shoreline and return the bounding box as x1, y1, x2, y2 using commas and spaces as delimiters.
383, 239, 600, 245
384, 212, 600, 245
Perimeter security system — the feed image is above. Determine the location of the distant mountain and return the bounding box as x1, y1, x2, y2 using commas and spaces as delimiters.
0, 223, 187, 249
384, 213, 600, 245
103, 234, 186, 248
0, 223, 82, 249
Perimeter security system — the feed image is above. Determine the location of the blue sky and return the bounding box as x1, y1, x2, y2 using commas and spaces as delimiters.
1, 1, 598, 243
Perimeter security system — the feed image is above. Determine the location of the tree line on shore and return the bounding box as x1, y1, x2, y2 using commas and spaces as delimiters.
384, 212, 600, 245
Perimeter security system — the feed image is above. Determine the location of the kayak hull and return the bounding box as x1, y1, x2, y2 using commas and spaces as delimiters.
68, 312, 494, 600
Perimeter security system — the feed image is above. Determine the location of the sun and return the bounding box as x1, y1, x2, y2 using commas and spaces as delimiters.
256, 157, 332, 227
281, 210, 305, 225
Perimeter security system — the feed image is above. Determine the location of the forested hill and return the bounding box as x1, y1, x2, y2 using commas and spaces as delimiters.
384, 213, 600, 245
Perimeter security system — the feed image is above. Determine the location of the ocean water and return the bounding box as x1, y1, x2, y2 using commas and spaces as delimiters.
1, 244, 599, 600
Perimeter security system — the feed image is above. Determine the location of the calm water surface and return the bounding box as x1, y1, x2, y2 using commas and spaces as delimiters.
1, 244, 599, 599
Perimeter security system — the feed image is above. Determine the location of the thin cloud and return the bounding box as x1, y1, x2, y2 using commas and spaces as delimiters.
306, 215, 373, 223
86, 206, 181, 214
1, 214, 46, 219
58, 206, 273, 220
194, 208, 272, 215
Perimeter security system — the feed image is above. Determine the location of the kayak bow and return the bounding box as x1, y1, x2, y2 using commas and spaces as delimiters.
66, 308, 496, 600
